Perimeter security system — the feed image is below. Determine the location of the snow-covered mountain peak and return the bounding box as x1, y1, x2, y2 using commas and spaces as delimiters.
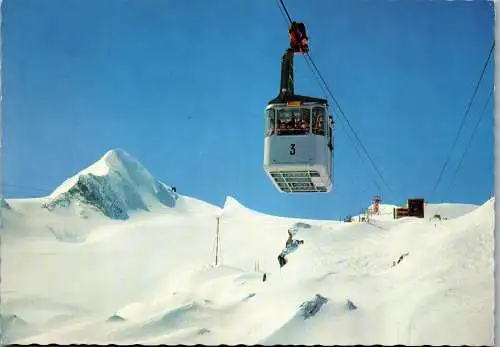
222, 196, 259, 216
101, 148, 154, 182
222, 196, 242, 211
100, 148, 132, 173
43, 149, 178, 219
50, 148, 155, 198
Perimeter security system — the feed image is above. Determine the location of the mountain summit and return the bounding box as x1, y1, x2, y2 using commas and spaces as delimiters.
43, 149, 178, 219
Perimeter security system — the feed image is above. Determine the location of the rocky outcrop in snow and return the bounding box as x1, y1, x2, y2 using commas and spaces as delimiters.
299, 294, 328, 319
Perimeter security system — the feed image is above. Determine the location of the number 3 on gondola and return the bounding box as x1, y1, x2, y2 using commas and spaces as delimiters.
290, 143, 296, 155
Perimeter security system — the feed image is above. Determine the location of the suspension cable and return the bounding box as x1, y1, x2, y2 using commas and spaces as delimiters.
444, 86, 493, 193
430, 41, 495, 196
278, 0, 294, 24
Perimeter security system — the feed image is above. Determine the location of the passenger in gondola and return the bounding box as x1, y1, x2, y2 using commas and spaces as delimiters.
277, 120, 285, 135
301, 119, 309, 134
268, 117, 276, 136
314, 117, 324, 135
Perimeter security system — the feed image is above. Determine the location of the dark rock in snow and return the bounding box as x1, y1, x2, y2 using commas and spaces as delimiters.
293, 222, 312, 229
299, 294, 328, 319
107, 314, 126, 322
346, 299, 357, 311
391, 252, 410, 267
43, 174, 133, 220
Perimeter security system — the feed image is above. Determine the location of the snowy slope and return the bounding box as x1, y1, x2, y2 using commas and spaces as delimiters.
1, 151, 494, 345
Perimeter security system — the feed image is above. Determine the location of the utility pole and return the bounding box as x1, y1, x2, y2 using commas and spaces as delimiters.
215, 216, 221, 266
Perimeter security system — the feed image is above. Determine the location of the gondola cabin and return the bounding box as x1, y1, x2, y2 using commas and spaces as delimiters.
264, 27, 334, 193
263, 99, 334, 193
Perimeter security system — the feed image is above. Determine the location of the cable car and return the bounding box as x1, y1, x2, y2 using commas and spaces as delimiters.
263, 46, 334, 193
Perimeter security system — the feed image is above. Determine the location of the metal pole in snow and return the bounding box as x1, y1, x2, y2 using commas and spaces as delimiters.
215, 216, 220, 266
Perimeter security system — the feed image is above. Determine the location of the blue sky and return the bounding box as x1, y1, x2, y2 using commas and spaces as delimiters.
3, 0, 495, 220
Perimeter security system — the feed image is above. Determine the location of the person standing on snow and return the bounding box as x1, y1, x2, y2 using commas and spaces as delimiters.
286, 229, 293, 247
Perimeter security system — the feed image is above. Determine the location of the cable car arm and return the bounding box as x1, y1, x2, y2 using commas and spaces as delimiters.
279, 49, 295, 101
268, 49, 327, 106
